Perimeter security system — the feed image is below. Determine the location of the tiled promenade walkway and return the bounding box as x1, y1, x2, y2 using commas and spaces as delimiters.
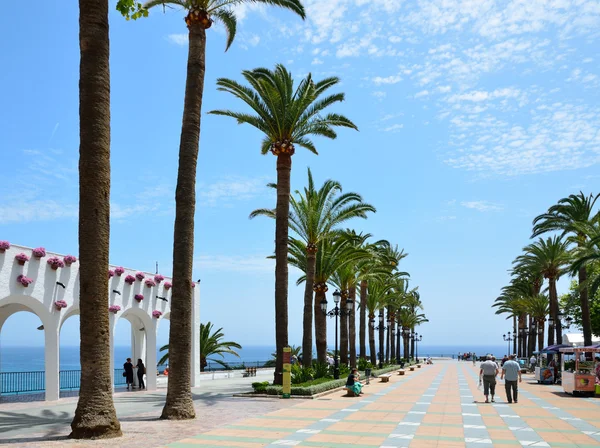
169, 360, 600, 448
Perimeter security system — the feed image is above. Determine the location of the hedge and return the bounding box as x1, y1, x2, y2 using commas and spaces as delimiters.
261, 363, 407, 396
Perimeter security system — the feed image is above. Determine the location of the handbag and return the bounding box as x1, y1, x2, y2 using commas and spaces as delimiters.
122, 372, 127, 377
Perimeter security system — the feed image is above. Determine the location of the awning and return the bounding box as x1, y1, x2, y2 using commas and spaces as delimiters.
540, 344, 573, 353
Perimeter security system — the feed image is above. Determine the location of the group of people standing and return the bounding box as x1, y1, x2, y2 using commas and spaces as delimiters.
123, 358, 146, 390
479, 354, 522, 403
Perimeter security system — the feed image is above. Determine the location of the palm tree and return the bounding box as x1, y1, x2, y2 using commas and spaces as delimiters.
210, 66, 357, 383
250, 169, 374, 367
572, 220, 600, 300
518, 294, 549, 353
533, 192, 600, 348
159, 322, 242, 371
515, 237, 571, 346
117, 0, 306, 412
70, 0, 121, 439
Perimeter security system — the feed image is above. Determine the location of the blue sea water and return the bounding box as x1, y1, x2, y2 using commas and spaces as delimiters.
0, 344, 508, 372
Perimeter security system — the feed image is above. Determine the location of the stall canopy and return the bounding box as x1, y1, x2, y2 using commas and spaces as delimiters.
563, 333, 600, 346
540, 344, 573, 354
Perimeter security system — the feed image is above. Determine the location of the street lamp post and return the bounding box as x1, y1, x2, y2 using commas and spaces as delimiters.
503, 331, 515, 355
411, 332, 423, 363
395, 322, 401, 361
320, 289, 353, 380
369, 310, 387, 369
402, 327, 410, 361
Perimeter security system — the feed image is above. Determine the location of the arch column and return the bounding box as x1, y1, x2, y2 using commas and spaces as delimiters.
44, 313, 60, 401
110, 313, 116, 391
146, 319, 157, 391
131, 317, 146, 387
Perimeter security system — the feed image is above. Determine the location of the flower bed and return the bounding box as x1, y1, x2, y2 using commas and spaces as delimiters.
17, 274, 33, 287
47, 257, 65, 270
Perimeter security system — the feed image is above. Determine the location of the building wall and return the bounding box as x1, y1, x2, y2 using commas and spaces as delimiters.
0, 243, 201, 400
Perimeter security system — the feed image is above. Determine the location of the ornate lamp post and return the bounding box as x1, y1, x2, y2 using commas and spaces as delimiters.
411, 332, 423, 363
370, 310, 387, 369
320, 289, 353, 380
503, 331, 515, 355
402, 327, 410, 361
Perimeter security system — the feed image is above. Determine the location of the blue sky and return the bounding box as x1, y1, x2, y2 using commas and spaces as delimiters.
1, 1, 599, 352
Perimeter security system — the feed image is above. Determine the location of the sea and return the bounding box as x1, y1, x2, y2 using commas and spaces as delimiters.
0, 344, 508, 372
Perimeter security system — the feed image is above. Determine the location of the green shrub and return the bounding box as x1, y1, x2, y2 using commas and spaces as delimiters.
313, 362, 329, 379
338, 364, 350, 377
251, 381, 269, 392
357, 358, 373, 371
291, 364, 314, 384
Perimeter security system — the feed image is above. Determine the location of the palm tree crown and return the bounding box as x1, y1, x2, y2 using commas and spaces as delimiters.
117, 0, 305, 50
209, 64, 358, 154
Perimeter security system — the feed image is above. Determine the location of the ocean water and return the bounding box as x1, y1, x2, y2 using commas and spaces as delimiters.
0, 344, 508, 372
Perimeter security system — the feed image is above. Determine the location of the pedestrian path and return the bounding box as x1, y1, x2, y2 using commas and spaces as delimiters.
167, 360, 600, 447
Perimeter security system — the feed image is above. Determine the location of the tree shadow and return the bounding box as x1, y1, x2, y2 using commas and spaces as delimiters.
0, 408, 71, 443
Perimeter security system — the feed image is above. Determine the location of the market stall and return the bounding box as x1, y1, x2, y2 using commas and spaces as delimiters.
559, 346, 600, 396
535, 344, 572, 384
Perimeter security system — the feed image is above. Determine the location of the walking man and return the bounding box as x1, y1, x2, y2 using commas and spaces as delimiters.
501, 354, 522, 403
480, 355, 499, 403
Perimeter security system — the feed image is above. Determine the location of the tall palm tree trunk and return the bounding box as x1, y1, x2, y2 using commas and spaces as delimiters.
579, 266, 593, 347
528, 316, 536, 356
302, 250, 316, 367
512, 316, 517, 355
274, 153, 292, 384
359, 281, 367, 359
340, 293, 348, 366
378, 309, 385, 366
368, 314, 376, 364
549, 279, 563, 345
410, 332, 415, 360
71, 0, 121, 439
349, 286, 357, 368
390, 321, 395, 362
403, 331, 409, 361
537, 320, 544, 353
161, 22, 207, 420
314, 289, 327, 363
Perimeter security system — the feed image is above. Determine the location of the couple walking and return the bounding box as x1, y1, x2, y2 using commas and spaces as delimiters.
479, 354, 521, 403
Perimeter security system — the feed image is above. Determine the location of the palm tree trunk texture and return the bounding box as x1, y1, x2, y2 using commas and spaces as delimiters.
368, 315, 376, 364
314, 290, 327, 364
512, 317, 517, 355
274, 153, 292, 384
390, 323, 395, 362
349, 286, 357, 368
302, 250, 316, 368
70, 0, 121, 438
410, 332, 415, 360
538, 320, 544, 353
549, 278, 562, 345
359, 281, 367, 359
579, 266, 593, 347
340, 294, 348, 366
403, 331, 409, 361
161, 22, 207, 420
528, 316, 536, 356
378, 309, 385, 366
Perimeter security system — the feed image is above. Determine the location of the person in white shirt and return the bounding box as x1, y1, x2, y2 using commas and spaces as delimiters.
479, 355, 499, 403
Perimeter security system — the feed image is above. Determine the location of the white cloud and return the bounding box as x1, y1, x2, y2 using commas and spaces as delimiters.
311, 57, 324, 65
372, 91, 387, 99
167, 33, 188, 46
382, 124, 404, 132
0, 201, 78, 224
199, 176, 268, 207
460, 201, 503, 212
195, 254, 275, 273
415, 90, 429, 98
372, 75, 402, 85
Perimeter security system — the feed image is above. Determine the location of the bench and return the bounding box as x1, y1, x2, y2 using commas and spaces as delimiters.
409, 366, 415, 371
379, 373, 392, 383
417, 364, 421, 368
344, 387, 359, 397
397, 369, 405, 375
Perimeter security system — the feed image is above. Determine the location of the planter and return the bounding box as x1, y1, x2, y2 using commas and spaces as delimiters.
32, 247, 46, 258
0, 240, 9, 252
145, 279, 156, 288
15, 253, 29, 265
154, 274, 164, 283
124, 275, 136, 285
134, 294, 144, 302
114, 267, 125, 276
64, 255, 77, 266
164, 282, 172, 290
108, 270, 115, 278
17, 274, 33, 287
108, 305, 121, 314
47, 257, 65, 270
54, 300, 68, 310
135, 272, 145, 281
152, 310, 163, 318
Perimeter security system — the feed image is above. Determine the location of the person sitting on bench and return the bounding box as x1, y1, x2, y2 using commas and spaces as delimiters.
346, 368, 363, 396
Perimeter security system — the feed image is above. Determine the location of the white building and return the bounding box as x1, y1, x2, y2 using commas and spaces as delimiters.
0, 243, 201, 401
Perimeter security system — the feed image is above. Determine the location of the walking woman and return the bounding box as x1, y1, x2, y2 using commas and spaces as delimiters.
124, 357, 134, 390
136, 358, 146, 390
